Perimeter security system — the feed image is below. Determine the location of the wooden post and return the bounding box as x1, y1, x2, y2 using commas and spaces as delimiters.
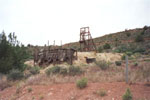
126, 55, 128, 84
61, 40, 62, 48
48, 40, 49, 46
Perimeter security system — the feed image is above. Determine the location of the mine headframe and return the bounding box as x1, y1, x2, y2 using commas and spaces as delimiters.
79, 27, 97, 52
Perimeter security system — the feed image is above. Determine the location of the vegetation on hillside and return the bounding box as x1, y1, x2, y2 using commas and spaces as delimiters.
0, 31, 31, 74
63, 26, 150, 54
122, 88, 132, 100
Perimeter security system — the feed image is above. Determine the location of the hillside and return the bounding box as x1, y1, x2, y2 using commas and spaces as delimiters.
63, 26, 150, 53
1, 26, 150, 100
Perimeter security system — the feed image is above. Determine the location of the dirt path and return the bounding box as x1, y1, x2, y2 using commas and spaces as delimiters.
0, 82, 150, 100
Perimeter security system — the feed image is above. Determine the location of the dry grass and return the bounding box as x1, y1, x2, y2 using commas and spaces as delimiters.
22, 53, 150, 85
0, 75, 11, 91
73, 52, 122, 66
23, 63, 125, 85
129, 62, 150, 82
25, 74, 50, 85
24, 60, 34, 67
95, 89, 107, 97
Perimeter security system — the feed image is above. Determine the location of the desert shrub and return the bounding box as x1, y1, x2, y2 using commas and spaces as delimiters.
95, 60, 109, 70
115, 45, 145, 54
26, 75, 43, 85
7, 69, 24, 81
16, 85, 21, 94
142, 65, 150, 80
121, 54, 126, 60
27, 87, 32, 93
143, 25, 148, 30
71, 46, 78, 50
115, 61, 122, 66
68, 66, 83, 76
29, 66, 40, 75
39, 95, 44, 100
98, 46, 103, 53
126, 32, 131, 37
25, 64, 32, 70
126, 52, 133, 56
135, 34, 144, 42
113, 49, 119, 53
60, 68, 68, 75
122, 88, 132, 100
50, 66, 61, 74
96, 89, 107, 97
103, 43, 111, 49
133, 48, 145, 54
0, 76, 11, 90
45, 66, 61, 76
24, 72, 32, 79
114, 45, 128, 53
76, 78, 88, 89
141, 31, 145, 35
45, 68, 51, 76
133, 62, 138, 67
46, 66, 83, 76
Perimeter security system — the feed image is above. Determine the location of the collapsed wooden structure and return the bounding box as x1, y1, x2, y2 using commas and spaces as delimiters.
34, 48, 77, 65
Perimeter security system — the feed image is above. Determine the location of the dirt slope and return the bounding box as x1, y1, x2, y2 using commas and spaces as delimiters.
0, 82, 150, 100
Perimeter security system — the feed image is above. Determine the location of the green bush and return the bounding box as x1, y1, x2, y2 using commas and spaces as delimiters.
0, 32, 31, 74
126, 52, 133, 56
46, 66, 82, 76
25, 64, 32, 70
133, 62, 138, 67
135, 34, 144, 42
68, 66, 83, 76
50, 66, 61, 74
76, 78, 88, 89
122, 88, 132, 100
7, 69, 24, 81
121, 54, 126, 60
45, 68, 51, 76
98, 46, 103, 53
143, 25, 148, 30
60, 68, 68, 75
29, 66, 40, 75
45, 66, 61, 76
126, 32, 131, 37
103, 43, 111, 49
96, 89, 107, 97
114, 45, 128, 53
95, 60, 109, 70
115, 61, 122, 66
140, 31, 145, 35
0, 76, 11, 90
28, 88, 32, 93
115, 45, 145, 54
142, 66, 150, 79
133, 48, 145, 53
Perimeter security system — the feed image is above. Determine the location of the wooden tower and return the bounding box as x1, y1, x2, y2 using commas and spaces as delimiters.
79, 27, 96, 51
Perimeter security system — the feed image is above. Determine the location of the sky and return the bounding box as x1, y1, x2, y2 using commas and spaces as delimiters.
0, 0, 150, 46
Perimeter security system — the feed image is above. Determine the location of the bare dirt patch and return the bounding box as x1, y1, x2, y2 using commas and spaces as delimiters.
0, 82, 150, 100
